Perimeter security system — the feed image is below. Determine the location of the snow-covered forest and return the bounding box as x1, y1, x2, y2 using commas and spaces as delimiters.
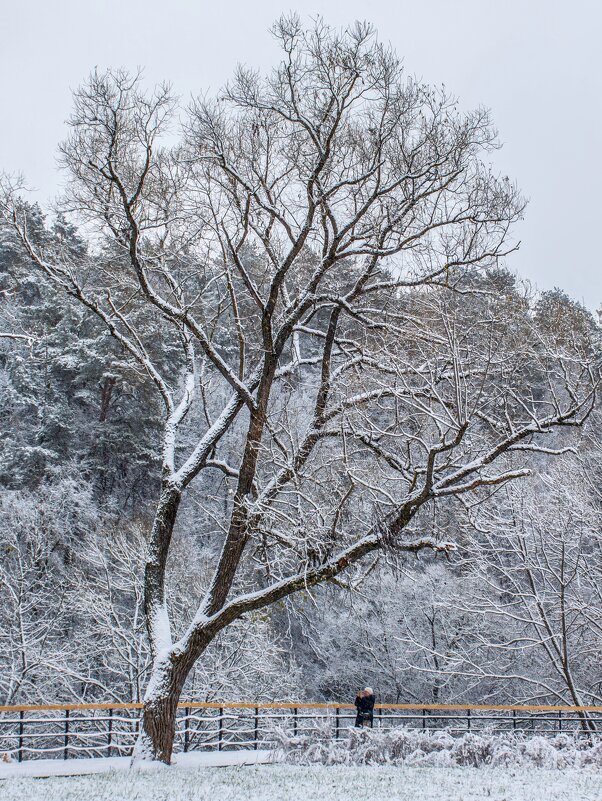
0, 17, 600, 765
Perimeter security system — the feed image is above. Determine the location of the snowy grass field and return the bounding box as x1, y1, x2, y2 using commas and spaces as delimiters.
1, 763, 601, 801
2, 729, 602, 800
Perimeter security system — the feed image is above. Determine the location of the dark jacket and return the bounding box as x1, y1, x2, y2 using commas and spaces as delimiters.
357, 693, 375, 714
354, 693, 375, 726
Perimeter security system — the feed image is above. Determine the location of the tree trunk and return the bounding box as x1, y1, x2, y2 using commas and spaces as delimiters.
99, 375, 116, 422
138, 695, 179, 764
133, 653, 193, 764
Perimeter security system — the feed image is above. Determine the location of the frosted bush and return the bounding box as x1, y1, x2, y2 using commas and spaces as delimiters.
457, 733, 502, 766
274, 725, 602, 771
522, 736, 561, 769
581, 741, 602, 769
488, 744, 517, 768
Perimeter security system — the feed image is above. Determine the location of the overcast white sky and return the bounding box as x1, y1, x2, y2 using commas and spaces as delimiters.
1, 0, 600, 310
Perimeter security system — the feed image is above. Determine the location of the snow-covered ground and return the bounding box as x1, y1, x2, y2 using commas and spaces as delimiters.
0, 763, 601, 801
0, 749, 274, 779
2, 731, 601, 801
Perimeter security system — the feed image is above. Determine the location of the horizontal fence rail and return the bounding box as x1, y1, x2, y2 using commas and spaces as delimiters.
1, 701, 601, 762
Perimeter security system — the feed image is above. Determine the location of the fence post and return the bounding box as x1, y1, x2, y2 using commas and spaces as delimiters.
467, 708, 471, 732
184, 707, 190, 753
254, 707, 259, 750
378, 706, 382, 729
63, 709, 70, 760
293, 707, 298, 737
558, 710, 562, 733
512, 709, 517, 731
107, 708, 113, 757
335, 706, 340, 740
18, 710, 24, 763
218, 707, 223, 751
132, 715, 140, 758
422, 708, 426, 730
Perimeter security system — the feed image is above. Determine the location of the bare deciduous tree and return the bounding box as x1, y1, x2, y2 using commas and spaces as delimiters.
463, 463, 601, 731
1, 18, 597, 761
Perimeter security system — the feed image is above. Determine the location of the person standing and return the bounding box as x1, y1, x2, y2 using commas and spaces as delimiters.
354, 687, 375, 728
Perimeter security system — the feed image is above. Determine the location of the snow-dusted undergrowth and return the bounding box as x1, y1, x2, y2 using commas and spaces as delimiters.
274, 723, 602, 770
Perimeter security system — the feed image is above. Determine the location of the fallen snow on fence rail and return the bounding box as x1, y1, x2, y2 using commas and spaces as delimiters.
274, 724, 602, 770
0, 764, 601, 801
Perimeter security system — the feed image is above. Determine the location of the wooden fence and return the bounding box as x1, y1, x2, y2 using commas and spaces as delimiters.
1, 701, 601, 762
